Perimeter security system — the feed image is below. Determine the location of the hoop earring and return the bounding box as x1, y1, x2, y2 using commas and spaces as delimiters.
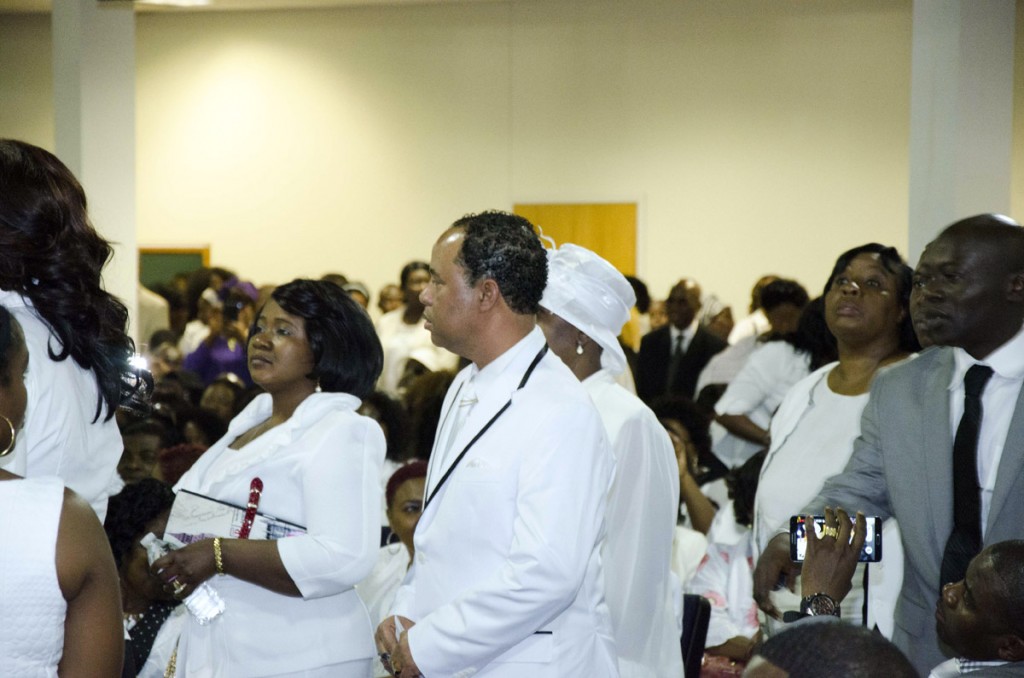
0, 414, 15, 457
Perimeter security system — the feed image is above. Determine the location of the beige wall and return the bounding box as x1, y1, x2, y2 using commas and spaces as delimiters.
2, 0, 1019, 313
0, 12, 53, 148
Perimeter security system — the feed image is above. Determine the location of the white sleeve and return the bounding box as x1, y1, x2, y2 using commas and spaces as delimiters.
602, 412, 679, 663
715, 343, 784, 417
8, 309, 122, 520
277, 417, 386, 598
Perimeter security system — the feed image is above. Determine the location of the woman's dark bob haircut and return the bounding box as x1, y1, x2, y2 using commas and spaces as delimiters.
262, 279, 383, 399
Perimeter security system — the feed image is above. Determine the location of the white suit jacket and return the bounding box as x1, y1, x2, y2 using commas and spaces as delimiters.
174, 392, 385, 677
391, 328, 619, 678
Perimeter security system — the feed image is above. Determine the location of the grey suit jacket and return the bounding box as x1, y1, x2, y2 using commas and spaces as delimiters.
802, 346, 1024, 675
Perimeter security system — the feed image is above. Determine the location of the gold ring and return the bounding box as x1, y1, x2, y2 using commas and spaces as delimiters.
172, 580, 187, 597
821, 526, 839, 539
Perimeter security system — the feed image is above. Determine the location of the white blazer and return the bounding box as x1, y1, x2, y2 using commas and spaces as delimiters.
173, 392, 385, 677
392, 328, 619, 678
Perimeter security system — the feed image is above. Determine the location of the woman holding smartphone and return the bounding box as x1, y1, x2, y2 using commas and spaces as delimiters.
753, 244, 920, 635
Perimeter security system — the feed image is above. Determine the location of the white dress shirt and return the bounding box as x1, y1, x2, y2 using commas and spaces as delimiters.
669, 318, 699, 356
948, 322, 1024, 535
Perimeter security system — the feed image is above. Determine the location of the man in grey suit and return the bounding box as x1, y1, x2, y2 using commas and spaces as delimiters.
753, 214, 1024, 675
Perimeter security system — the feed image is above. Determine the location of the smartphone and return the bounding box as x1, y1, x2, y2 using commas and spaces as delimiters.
789, 515, 882, 562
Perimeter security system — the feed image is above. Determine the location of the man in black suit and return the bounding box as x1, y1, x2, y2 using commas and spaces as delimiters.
636, 278, 727, 403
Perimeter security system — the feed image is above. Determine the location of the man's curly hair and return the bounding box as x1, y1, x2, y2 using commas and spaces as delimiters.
451, 211, 547, 315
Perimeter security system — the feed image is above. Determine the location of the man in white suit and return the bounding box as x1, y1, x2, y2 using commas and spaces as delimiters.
753, 214, 1024, 675
375, 211, 618, 678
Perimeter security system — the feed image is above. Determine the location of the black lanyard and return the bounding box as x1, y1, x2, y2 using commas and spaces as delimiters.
424, 345, 548, 510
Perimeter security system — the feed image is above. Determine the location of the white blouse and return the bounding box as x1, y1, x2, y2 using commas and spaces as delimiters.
173, 392, 385, 677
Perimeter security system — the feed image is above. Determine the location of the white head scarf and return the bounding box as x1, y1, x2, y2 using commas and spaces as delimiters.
540, 243, 636, 375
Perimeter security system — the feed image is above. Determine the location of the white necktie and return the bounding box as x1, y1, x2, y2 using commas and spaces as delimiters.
439, 381, 477, 471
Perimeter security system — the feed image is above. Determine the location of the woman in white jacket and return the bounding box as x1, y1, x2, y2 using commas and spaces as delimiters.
153, 279, 386, 677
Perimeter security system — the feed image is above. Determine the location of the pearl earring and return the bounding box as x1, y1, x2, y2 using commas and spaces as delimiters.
575, 341, 584, 356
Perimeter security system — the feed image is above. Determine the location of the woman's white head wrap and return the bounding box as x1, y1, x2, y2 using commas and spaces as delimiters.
540, 243, 636, 375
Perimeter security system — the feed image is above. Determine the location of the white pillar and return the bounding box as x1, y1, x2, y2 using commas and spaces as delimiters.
907, 0, 1016, 263
52, 0, 139, 342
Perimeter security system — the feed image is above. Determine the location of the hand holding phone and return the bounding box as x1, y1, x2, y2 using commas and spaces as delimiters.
795, 507, 872, 606
790, 513, 882, 562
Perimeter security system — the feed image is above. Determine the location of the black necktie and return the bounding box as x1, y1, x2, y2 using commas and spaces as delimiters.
939, 364, 994, 588
666, 333, 684, 391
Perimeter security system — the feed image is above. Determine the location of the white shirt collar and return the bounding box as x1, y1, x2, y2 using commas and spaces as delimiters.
670, 318, 699, 347
950, 321, 1024, 391
468, 325, 545, 395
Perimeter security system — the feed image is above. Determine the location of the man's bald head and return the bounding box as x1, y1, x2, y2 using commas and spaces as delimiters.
910, 213, 1024, 358
666, 278, 702, 330
940, 214, 1024, 271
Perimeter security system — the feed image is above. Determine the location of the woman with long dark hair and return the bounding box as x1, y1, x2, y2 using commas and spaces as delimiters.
0, 139, 140, 519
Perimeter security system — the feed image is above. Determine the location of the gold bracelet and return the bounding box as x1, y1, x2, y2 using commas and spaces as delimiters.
213, 537, 225, 576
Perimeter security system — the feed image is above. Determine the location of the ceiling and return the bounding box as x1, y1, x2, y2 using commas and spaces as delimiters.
0, 0, 498, 13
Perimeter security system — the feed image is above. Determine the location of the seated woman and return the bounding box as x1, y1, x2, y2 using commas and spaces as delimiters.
753, 243, 919, 634
152, 279, 386, 677
197, 373, 245, 423
0, 304, 123, 676
104, 478, 183, 677
356, 461, 427, 678
650, 394, 724, 535
686, 451, 767, 674
117, 416, 181, 484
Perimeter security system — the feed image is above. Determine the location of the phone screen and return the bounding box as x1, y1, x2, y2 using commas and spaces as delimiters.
790, 515, 882, 562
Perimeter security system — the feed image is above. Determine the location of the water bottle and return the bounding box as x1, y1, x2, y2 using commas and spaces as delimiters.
141, 532, 226, 625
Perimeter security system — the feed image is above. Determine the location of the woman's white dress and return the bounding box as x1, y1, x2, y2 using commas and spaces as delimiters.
0, 476, 66, 677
